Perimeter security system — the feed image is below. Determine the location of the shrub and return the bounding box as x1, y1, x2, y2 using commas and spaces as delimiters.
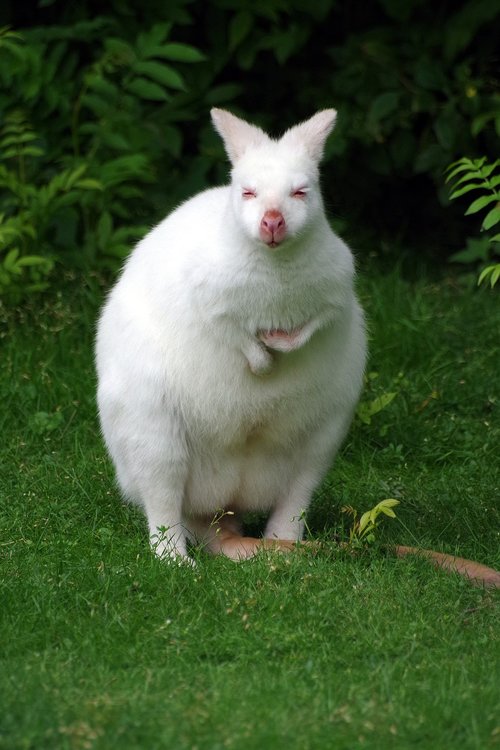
446, 156, 500, 287
1, 1, 499, 300
0, 20, 206, 300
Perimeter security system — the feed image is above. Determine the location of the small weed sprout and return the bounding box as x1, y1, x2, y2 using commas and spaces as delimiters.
356, 371, 407, 436
150, 525, 176, 555
341, 499, 400, 546
210, 509, 235, 536
298, 508, 314, 538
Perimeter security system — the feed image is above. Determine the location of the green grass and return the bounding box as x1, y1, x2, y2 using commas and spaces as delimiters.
1, 269, 499, 750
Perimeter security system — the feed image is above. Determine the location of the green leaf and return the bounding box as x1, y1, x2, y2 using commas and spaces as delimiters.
377, 499, 400, 509
98, 154, 151, 187
358, 511, 372, 535
229, 11, 253, 52
368, 91, 400, 124
64, 164, 88, 190
0, 132, 38, 147
74, 179, 103, 191
164, 125, 182, 158
449, 237, 491, 264
444, 0, 500, 60
17, 255, 53, 268
2, 145, 43, 159
445, 159, 483, 182
478, 266, 493, 285
369, 392, 397, 415
136, 24, 172, 58
446, 157, 474, 171
356, 405, 371, 425
150, 23, 173, 43
471, 111, 495, 137
87, 75, 120, 100
103, 243, 130, 259
81, 92, 111, 117
104, 37, 135, 61
206, 83, 245, 105
97, 212, 113, 247
125, 77, 169, 101
149, 42, 206, 63
465, 194, 499, 216
414, 58, 447, 91
490, 266, 500, 287
20, 146, 44, 158
3, 247, 19, 271
448, 170, 491, 192
434, 112, 457, 149
414, 145, 445, 174
0, 26, 24, 42
51, 192, 82, 209
267, 25, 308, 65
0, 38, 26, 61
449, 182, 486, 200
379, 506, 397, 518
357, 392, 397, 425
100, 132, 131, 151
478, 264, 500, 288
482, 206, 500, 231
132, 60, 186, 90
378, 0, 413, 21
31, 410, 64, 434
477, 159, 500, 178
111, 225, 149, 243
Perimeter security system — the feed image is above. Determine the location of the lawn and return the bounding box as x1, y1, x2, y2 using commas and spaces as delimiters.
1, 267, 499, 750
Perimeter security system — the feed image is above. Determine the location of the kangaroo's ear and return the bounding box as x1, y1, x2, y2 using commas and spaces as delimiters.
280, 109, 337, 163
211, 108, 270, 165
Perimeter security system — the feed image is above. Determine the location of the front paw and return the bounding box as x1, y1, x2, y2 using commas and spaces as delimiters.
245, 342, 274, 375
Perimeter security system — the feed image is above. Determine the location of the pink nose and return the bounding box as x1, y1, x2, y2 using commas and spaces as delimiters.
259, 210, 286, 246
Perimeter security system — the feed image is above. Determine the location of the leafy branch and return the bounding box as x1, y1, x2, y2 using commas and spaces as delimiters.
446, 157, 500, 288
0, 22, 206, 300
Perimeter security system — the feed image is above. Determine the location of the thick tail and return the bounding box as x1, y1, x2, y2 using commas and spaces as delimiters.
392, 545, 500, 589
256, 538, 500, 588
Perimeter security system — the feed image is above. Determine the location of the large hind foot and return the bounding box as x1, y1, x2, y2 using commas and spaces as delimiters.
186, 512, 300, 560
214, 532, 298, 560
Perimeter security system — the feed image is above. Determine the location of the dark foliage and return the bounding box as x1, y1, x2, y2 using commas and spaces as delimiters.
1, 0, 499, 297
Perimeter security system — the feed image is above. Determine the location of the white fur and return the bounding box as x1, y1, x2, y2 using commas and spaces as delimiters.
95, 108, 367, 561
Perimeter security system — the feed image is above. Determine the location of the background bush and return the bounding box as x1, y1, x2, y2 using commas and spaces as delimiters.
1, 0, 499, 299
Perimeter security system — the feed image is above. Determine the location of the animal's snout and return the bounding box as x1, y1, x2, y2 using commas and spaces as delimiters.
259, 210, 286, 247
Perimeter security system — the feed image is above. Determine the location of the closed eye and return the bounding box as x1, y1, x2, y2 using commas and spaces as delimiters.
242, 188, 257, 199
291, 187, 308, 198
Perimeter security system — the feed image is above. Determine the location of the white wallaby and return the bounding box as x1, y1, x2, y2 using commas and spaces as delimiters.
95, 108, 367, 562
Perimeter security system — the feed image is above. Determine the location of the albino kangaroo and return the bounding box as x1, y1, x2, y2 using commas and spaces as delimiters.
95, 108, 367, 562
